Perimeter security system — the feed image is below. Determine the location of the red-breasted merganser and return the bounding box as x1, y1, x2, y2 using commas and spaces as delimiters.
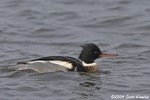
15, 43, 117, 73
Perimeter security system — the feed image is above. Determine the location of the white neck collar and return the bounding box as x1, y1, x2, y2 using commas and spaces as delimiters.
82, 61, 97, 67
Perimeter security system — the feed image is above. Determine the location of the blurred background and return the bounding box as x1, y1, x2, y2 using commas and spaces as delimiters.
0, 0, 150, 100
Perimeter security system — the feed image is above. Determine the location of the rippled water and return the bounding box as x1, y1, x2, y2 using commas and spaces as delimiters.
0, 0, 150, 100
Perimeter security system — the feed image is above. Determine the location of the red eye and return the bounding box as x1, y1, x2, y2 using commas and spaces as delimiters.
94, 51, 98, 54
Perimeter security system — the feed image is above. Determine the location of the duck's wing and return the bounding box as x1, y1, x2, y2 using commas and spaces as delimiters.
31, 56, 85, 71
16, 56, 85, 72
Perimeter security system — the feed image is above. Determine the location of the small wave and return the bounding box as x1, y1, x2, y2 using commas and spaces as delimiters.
115, 43, 147, 49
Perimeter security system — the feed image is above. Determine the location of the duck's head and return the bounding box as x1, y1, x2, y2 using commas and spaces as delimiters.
79, 43, 117, 64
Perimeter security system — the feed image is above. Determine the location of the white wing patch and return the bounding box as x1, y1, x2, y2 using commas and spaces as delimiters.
49, 61, 73, 69
28, 60, 73, 69
28, 61, 47, 64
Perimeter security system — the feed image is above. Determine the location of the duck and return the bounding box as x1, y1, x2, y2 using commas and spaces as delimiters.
15, 43, 117, 73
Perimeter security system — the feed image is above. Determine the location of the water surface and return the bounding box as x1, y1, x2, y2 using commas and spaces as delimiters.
0, 0, 150, 100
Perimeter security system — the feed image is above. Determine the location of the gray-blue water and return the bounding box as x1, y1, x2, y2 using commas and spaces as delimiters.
0, 0, 150, 100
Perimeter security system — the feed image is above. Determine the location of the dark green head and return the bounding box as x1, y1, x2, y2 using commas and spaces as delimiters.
79, 43, 102, 63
